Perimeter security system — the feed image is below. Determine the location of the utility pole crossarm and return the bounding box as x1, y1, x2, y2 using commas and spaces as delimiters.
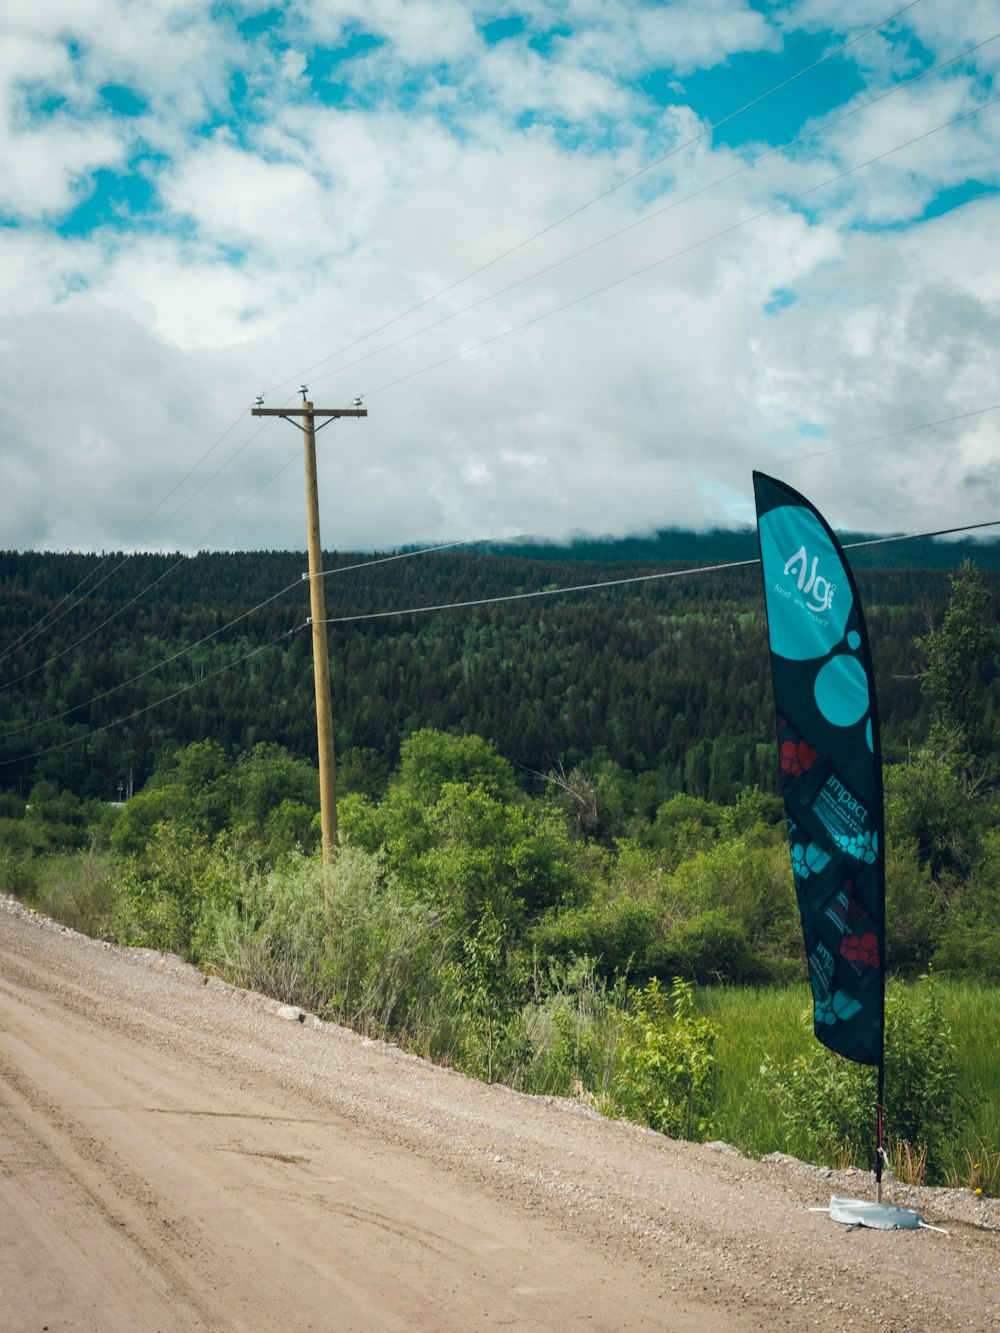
251, 407, 367, 418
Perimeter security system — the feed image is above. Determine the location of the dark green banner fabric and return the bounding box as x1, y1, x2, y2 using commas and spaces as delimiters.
754, 472, 885, 1066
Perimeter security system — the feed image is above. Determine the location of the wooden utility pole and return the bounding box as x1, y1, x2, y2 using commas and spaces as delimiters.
251, 391, 367, 864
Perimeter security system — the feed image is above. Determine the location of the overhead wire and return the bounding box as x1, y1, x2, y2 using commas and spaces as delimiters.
71, 45, 980, 636
265, 0, 924, 397
357, 94, 1000, 403
4, 513, 996, 770
1, 453, 459, 739
4, 4, 984, 708
0, 629, 296, 769
315, 540, 495, 580
10, 394, 999, 735
0, 405, 251, 667
313, 519, 1000, 627
607, 403, 1000, 515
0, 423, 302, 693
304, 401, 1000, 583
303, 31, 1000, 397
0, 576, 306, 742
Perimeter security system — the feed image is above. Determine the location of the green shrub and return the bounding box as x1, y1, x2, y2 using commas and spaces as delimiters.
530, 893, 659, 979
202, 856, 327, 1009
519, 954, 628, 1100
648, 908, 758, 984
203, 849, 451, 1039
611, 977, 717, 1140
32, 850, 120, 936
111, 865, 189, 953
0, 843, 41, 898
450, 903, 528, 1084
759, 973, 964, 1181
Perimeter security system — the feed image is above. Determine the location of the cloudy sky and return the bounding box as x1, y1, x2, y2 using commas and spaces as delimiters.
2, 0, 999, 554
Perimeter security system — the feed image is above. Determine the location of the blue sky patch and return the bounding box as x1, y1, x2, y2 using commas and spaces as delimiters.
920, 180, 1000, 221
482, 15, 526, 45
21, 87, 68, 119
238, 7, 284, 38
56, 166, 158, 237
99, 85, 148, 117
528, 25, 572, 57
307, 31, 386, 92
644, 29, 867, 149
765, 287, 796, 315
796, 421, 828, 439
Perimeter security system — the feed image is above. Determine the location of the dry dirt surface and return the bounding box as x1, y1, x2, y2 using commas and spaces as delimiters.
2, 896, 997, 1333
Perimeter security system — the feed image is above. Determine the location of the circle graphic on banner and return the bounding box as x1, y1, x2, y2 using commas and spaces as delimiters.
814, 654, 870, 727
758, 506, 852, 660
848, 631, 861, 650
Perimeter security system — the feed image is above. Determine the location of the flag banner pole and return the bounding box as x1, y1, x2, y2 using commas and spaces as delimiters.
753, 472, 887, 1200
876, 1061, 886, 1204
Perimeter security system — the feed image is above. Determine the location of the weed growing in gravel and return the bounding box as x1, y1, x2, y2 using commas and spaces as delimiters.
947, 1140, 1000, 1197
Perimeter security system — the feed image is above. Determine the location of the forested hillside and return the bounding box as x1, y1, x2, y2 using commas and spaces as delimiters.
2, 534, 999, 802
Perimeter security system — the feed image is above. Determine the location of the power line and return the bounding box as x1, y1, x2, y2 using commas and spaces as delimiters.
357, 94, 1000, 403
618, 403, 1000, 513
6, 37, 991, 702
313, 519, 1000, 627
264, 0, 923, 398
1, 557, 194, 694
0, 406, 253, 667
0, 508, 420, 742
5, 515, 996, 772
0, 629, 297, 769
315, 540, 488, 580
9, 0, 921, 625
7, 395, 999, 733
0, 408, 278, 676
0, 4, 941, 660
1, 578, 305, 742
0, 426, 301, 690
302, 31, 999, 398
0, 2, 941, 658
304, 401, 1000, 586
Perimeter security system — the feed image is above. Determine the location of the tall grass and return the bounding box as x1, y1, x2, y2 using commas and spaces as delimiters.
698, 980, 1000, 1181
697, 984, 813, 1156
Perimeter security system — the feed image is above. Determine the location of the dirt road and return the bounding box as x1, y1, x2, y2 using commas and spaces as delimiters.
1, 896, 996, 1332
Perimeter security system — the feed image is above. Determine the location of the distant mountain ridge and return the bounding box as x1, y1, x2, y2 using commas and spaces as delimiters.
451, 526, 1000, 570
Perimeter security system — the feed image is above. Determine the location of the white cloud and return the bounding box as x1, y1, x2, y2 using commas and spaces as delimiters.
635, 0, 775, 76
162, 136, 334, 256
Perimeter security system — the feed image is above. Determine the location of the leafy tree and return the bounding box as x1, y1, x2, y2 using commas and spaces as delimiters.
450, 903, 527, 1084
884, 750, 979, 880
916, 559, 1000, 769
397, 728, 516, 804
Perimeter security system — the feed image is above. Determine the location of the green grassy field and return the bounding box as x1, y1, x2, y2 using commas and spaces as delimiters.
698, 979, 1000, 1187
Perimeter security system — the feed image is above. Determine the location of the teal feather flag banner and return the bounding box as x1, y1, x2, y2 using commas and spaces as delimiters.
754, 472, 885, 1068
